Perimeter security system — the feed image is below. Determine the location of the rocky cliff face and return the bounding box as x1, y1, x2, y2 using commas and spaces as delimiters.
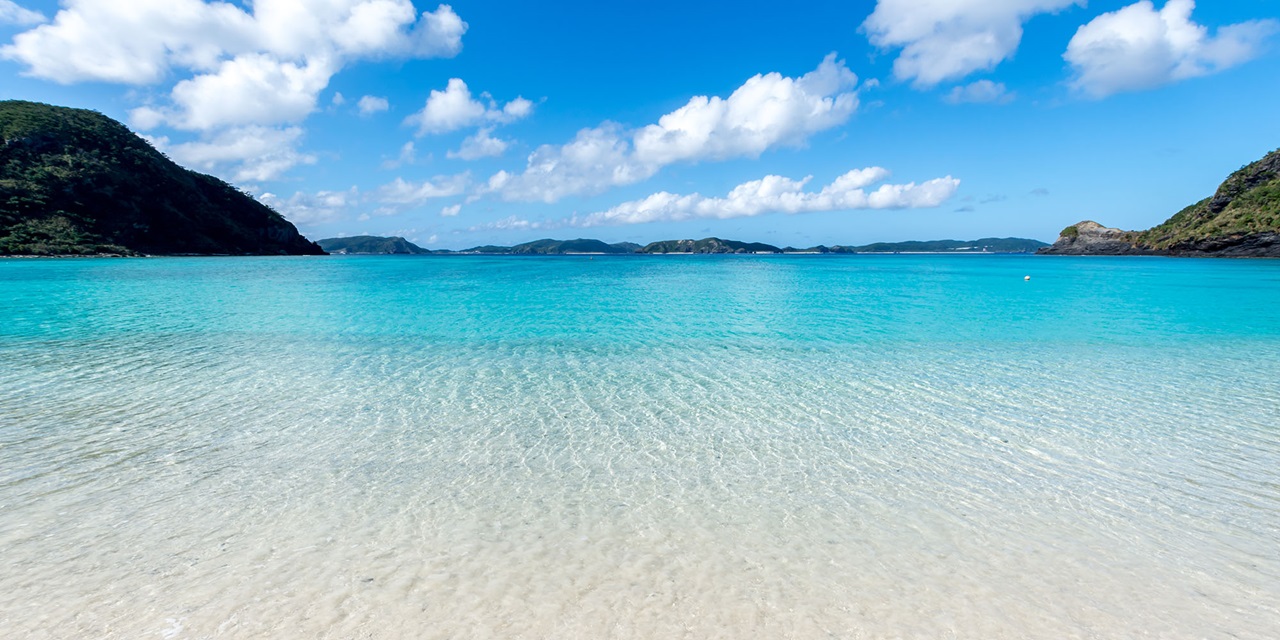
1038, 221, 1151, 255
1161, 232, 1280, 257
1041, 221, 1280, 257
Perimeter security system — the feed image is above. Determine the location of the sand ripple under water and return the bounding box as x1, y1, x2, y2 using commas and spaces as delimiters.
1, 255, 1278, 638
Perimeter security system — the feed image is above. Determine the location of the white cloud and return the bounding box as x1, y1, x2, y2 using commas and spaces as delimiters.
382, 141, 417, 169
2, 0, 255, 85
1066, 0, 1278, 98
129, 105, 167, 130
944, 80, 1015, 104
357, 95, 389, 116
447, 128, 510, 160
259, 187, 359, 225
1, 1, 467, 181
3, 1, 464, 85
491, 54, 861, 203
168, 54, 336, 130
404, 77, 532, 135
0, 0, 44, 26
632, 53, 858, 166
375, 174, 470, 206
563, 167, 959, 228
863, 0, 1082, 87
441, 203, 462, 217
467, 215, 541, 232
502, 96, 533, 120
163, 125, 318, 182
469, 167, 958, 232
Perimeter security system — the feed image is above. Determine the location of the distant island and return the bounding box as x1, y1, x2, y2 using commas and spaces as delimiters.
0, 101, 323, 256
318, 236, 433, 255
465, 238, 642, 255
317, 235, 1049, 255
1041, 148, 1280, 257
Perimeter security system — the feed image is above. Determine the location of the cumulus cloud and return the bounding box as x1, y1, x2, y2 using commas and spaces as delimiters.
1065, 0, 1278, 98
163, 125, 318, 182
944, 80, 1015, 104
3, 1, 464, 86
404, 78, 532, 135
0, 0, 44, 26
259, 187, 360, 225
2, 1, 467, 181
358, 95, 389, 115
863, 0, 1082, 87
490, 54, 861, 203
469, 168, 957, 232
381, 141, 417, 169
565, 168, 959, 228
130, 105, 167, 130
441, 203, 461, 217
447, 128, 510, 160
467, 215, 542, 233
632, 53, 858, 166
375, 174, 469, 206
168, 54, 336, 130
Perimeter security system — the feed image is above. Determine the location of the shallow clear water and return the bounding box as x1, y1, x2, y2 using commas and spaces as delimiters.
1, 254, 1278, 638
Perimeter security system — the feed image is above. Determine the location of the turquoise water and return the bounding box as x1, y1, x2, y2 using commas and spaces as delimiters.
1, 255, 1279, 638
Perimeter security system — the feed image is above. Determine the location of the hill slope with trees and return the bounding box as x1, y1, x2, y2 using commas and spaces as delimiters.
0, 100, 323, 256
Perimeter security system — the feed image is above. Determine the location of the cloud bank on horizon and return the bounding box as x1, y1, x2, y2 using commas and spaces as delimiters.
1, 0, 1277, 244
472, 168, 961, 232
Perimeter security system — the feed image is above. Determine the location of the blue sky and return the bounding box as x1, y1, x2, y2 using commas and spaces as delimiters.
2, 0, 1278, 249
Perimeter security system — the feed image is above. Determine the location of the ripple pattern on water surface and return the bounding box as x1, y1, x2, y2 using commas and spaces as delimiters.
1, 255, 1279, 639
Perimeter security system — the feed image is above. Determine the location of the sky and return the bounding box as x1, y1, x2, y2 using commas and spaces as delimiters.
2, 0, 1279, 249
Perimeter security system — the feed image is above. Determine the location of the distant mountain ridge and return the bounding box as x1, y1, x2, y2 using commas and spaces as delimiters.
638, 238, 781, 254
465, 238, 642, 254
320, 235, 1047, 255
0, 100, 323, 256
1041, 148, 1280, 257
822, 237, 1047, 253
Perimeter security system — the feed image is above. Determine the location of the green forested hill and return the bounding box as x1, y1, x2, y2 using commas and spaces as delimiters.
0, 100, 323, 255
1135, 149, 1280, 251
1042, 148, 1280, 257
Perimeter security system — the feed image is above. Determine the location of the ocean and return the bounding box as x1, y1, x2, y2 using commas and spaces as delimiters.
1, 254, 1278, 638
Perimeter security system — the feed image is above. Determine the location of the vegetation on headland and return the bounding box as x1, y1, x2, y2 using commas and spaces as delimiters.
1136, 149, 1280, 250
0, 100, 324, 256
1041, 148, 1280, 257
